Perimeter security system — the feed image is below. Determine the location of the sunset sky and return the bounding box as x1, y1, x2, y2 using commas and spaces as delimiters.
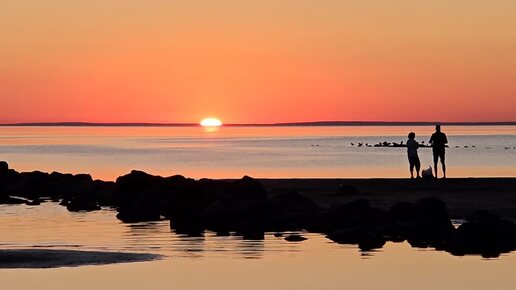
1, 1, 515, 124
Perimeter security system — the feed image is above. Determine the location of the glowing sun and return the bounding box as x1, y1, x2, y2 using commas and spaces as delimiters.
200, 117, 222, 127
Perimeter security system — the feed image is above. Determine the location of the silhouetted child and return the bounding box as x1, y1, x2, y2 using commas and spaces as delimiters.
407, 132, 420, 178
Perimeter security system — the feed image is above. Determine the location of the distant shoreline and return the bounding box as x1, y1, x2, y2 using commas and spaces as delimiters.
2, 121, 516, 127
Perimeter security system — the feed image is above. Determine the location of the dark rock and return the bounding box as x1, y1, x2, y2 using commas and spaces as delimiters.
237, 226, 265, 240
169, 218, 206, 237
284, 234, 307, 242
116, 199, 161, 223
66, 197, 101, 212
165, 178, 211, 226
389, 201, 418, 223
92, 180, 116, 206
11, 171, 51, 198
3, 170, 95, 201
114, 170, 165, 207
202, 198, 268, 231
215, 231, 231, 237
168, 176, 268, 233
382, 198, 455, 247
336, 184, 359, 196
0, 161, 8, 175
443, 210, 516, 257
311, 199, 386, 233
66, 174, 95, 195
268, 192, 319, 213
327, 226, 386, 251
268, 192, 320, 229
358, 233, 386, 251
412, 198, 455, 244
327, 226, 369, 244
218, 176, 267, 202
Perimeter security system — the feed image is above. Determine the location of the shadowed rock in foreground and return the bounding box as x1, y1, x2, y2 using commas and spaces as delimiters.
442, 211, 516, 258
2, 161, 516, 258
0, 249, 159, 268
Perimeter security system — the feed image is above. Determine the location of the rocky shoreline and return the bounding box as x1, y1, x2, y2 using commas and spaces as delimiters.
1, 161, 516, 258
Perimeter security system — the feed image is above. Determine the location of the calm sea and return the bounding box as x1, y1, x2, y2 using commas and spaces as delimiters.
1, 125, 516, 180
1, 125, 516, 289
1, 202, 516, 290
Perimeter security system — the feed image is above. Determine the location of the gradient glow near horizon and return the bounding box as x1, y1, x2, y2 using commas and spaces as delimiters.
1, 1, 515, 124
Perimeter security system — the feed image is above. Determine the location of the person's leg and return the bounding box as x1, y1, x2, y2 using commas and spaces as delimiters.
409, 158, 415, 178
441, 152, 446, 178
433, 153, 439, 178
415, 156, 421, 178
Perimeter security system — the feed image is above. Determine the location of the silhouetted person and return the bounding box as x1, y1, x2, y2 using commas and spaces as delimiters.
407, 132, 420, 178
429, 125, 448, 178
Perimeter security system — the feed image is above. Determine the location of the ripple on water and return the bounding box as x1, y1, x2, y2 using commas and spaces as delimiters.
0, 203, 319, 259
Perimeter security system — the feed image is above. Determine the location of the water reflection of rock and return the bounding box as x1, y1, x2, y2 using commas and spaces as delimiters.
169, 230, 266, 259
171, 234, 206, 258
236, 236, 265, 259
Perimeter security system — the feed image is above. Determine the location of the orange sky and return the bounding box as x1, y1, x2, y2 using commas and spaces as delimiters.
1, 1, 515, 123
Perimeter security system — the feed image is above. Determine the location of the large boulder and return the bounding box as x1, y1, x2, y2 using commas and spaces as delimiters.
443, 210, 516, 258
408, 198, 455, 247
0, 161, 8, 175
48, 172, 95, 197
113, 170, 166, 207
116, 198, 162, 223
65, 197, 101, 212
389, 201, 418, 223
380, 198, 454, 247
311, 199, 387, 233
336, 184, 360, 196
10, 171, 51, 198
168, 176, 267, 235
166, 178, 211, 235
91, 180, 117, 206
268, 191, 320, 230
201, 198, 268, 232
327, 226, 386, 251
224, 176, 267, 201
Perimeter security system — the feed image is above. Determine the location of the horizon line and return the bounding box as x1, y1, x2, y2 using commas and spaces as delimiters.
2, 121, 516, 127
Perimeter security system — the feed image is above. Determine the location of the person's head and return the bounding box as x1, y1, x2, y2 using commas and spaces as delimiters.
408, 132, 415, 139
435, 124, 441, 132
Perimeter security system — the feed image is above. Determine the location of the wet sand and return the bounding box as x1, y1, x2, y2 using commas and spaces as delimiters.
260, 178, 516, 220
0, 249, 159, 269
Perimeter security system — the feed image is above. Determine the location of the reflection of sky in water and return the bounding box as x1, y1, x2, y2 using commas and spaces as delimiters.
0, 126, 516, 180
0, 203, 303, 260
1, 203, 516, 290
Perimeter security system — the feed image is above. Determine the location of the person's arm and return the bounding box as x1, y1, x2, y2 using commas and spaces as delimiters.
444, 133, 448, 144
429, 134, 434, 144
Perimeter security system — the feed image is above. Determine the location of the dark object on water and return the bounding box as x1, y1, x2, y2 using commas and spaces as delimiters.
284, 234, 307, 242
